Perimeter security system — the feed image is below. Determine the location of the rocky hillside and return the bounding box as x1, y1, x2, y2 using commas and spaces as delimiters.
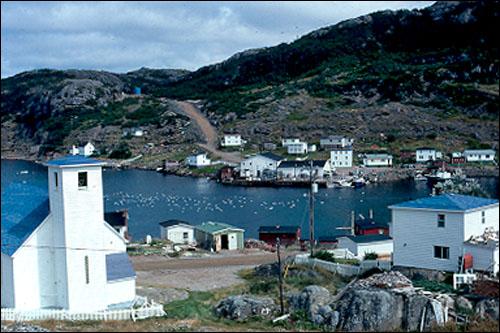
1, 1, 498, 160
1, 68, 197, 160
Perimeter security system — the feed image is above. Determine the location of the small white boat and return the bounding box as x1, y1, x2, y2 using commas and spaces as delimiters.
353, 178, 366, 188
426, 171, 452, 183
413, 173, 427, 181
19, 170, 29, 174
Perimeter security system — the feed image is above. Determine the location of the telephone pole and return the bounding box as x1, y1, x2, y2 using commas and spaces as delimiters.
276, 237, 285, 315
309, 160, 315, 257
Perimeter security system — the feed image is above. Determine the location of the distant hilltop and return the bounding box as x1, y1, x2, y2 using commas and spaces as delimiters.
1, 1, 498, 161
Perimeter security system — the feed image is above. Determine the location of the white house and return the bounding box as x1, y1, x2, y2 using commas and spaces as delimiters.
389, 194, 499, 273
221, 133, 245, 147
282, 138, 301, 147
159, 220, 196, 245
416, 147, 437, 162
320, 136, 354, 150
1, 155, 136, 311
337, 235, 393, 259
463, 229, 499, 275
185, 152, 211, 167
277, 160, 329, 179
287, 142, 308, 155
69, 142, 95, 157
330, 147, 353, 168
362, 153, 393, 167
463, 149, 496, 162
239, 152, 283, 179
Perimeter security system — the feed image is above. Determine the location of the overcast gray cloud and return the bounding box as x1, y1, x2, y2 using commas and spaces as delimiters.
1, 1, 434, 78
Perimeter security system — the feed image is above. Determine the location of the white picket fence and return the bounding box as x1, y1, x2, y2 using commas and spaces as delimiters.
294, 254, 392, 277
1, 304, 165, 321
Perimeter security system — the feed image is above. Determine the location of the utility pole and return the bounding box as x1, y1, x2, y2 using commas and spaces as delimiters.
276, 237, 285, 315
309, 160, 316, 257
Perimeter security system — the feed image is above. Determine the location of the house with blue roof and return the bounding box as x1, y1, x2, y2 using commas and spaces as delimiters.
389, 193, 499, 273
1, 155, 136, 311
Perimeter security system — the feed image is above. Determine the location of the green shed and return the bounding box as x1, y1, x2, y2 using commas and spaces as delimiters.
194, 221, 244, 252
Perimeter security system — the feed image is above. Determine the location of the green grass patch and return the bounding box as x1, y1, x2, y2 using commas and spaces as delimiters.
287, 112, 308, 121
164, 291, 215, 320
412, 279, 454, 294
189, 164, 224, 175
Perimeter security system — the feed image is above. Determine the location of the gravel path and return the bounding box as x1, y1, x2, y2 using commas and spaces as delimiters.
132, 250, 297, 291
174, 100, 242, 163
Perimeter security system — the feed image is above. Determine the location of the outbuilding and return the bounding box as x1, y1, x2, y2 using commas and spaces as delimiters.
159, 220, 196, 245
337, 235, 393, 259
258, 225, 301, 246
194, 221, 244, 252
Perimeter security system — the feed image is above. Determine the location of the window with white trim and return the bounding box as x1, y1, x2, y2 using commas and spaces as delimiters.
437, 214, 445, 228
434, 246, 449, 259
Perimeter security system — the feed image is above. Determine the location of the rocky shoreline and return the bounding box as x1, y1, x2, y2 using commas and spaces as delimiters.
3, 155, 498, 188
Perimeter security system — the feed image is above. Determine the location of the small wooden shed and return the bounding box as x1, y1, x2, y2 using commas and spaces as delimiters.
194, 221, 244, 252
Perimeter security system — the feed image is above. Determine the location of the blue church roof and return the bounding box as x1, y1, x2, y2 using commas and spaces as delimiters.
45, 155, 105, 167
389, 193, 498, 212
106, 253, 136, 282
1, 182, 50, 256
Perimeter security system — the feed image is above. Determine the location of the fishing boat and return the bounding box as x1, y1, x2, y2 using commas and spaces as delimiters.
426, 170, 452, 183
19, 170, 29, 174
352, 177, 366, 188
413, 173, 427, 181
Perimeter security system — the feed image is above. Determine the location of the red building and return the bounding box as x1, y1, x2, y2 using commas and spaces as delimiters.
355, 217, 389, 236
258, 225, 301, 246
219, 166, 235, 182
451, 156, 466, 164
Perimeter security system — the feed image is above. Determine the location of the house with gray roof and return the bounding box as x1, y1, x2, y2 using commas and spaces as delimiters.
463, 149, 496, 162
277, 160, 330, 179
362, 153, 393, 167
159, 219, 195, 244
239, 152, 283, 179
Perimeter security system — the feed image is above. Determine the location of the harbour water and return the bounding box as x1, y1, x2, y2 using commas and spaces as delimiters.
2, 159, 498, 241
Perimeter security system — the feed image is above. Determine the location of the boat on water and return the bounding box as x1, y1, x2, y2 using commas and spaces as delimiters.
19, 170, 29, 174
413, 173, 427, 181
352, 178, 366, 188
426, 170, 452, 183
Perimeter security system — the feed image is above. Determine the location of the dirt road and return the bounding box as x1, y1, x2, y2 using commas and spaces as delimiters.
131, 250, 297, 291
174, 100, 242, 164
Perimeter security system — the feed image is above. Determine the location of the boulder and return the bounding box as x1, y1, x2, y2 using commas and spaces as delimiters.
214, 295, 277, 321
333, 272, 447, 332
455, 295, 473, 313
288, 285, 332, 323
334, 287, 405, 331
435, 293, 455, 311
475, 298, 499, 321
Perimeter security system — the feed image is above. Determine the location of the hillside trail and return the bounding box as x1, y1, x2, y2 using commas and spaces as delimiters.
172, 100, 242, 164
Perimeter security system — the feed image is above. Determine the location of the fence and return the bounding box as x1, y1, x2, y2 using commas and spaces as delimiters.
1, 303, 165, 322
294, 254, 392, 277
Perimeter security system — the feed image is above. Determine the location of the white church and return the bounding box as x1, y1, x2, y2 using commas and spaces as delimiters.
1, 155, 136, 312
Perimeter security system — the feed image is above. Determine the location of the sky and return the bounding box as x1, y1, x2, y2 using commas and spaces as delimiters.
1, 1, 435, 78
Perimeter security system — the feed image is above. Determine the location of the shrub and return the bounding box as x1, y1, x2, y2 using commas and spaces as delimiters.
108, 141, 132, 159
364, 252, 378, 260
311, 250, 335, 263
